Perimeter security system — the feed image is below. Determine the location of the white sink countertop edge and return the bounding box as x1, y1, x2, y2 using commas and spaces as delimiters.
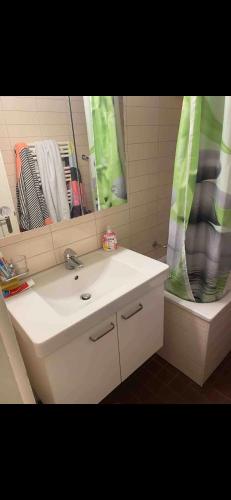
6, 248, 169, 354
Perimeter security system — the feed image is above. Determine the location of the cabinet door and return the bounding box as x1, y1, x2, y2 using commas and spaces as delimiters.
47, 314, 121, 404
117, 286, 164, 381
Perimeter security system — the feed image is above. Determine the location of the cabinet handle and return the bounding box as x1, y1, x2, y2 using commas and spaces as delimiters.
89, 322, 115, 342
121, 303, 143, 320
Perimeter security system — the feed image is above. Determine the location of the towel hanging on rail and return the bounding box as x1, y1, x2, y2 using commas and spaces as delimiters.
15, 143, 52, 231
68, 142, 90, 217
28, 140, 90, 219
35, 140, 70, 223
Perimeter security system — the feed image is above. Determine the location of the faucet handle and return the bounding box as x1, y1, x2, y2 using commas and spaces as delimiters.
64, 248, 84, 269
64, 248, 77, 259
64, 248, 76, 270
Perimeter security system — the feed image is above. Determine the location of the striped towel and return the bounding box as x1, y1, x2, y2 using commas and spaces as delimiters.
15, 143, 52, 231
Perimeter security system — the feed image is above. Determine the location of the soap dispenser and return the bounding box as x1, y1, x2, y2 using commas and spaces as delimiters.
102, 226, 118, 251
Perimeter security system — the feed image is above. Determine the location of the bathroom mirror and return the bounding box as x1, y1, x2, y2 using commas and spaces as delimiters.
0, 96, 127, 239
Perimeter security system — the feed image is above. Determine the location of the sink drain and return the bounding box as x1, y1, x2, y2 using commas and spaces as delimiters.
80, 293, 91, 301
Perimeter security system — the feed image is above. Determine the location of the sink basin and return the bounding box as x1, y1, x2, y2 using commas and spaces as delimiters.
6, 247, 169, 357
34, 251, 141, 316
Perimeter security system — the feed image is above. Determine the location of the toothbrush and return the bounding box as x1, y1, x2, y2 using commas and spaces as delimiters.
0, 252, 15, 278
0, 257, 10, 273
0, 263, 10, 279
0, 252, 11, 272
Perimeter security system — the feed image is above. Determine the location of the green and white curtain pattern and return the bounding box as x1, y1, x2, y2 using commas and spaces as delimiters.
166, 96, 231, 303
83, 96, 127, 211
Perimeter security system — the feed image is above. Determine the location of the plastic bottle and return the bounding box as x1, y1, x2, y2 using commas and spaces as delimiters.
102, 226, 118, 251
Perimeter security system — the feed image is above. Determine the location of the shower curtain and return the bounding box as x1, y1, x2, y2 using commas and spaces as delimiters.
166, 96, 231, 303
83, 96, 127, 211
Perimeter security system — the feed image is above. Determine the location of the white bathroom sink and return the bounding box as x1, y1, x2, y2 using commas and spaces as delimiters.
6, 247, 168, 357
34, 251, 141, 316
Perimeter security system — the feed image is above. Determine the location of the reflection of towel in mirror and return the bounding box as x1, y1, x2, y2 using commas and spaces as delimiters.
35, 140, 70, 223
15, 143, 52, 231
68, 142, 89, 217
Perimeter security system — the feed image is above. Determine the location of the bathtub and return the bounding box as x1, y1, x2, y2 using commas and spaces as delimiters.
158, 256, 231, 386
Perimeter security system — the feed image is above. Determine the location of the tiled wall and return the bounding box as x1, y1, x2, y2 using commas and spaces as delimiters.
0, 96, 183, 276
0, 96, 74, 212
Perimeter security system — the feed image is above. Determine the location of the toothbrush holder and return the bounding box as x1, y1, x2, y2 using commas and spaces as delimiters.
0, 255, 29, 284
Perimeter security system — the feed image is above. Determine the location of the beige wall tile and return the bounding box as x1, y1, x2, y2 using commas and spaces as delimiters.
1, 96, 37, 111
127, 125, 158, 143
118, 237, 131, 249
0, 233, 53, 260
0, 125, 8, 137
127, 107, 159, 126
1, 150, 15, 164
71, 112, 87, 126
95, 203, 129, 219
28, 251, 56, 275
0, 225, 50, 247
159, 125, 179, 141
96, 210, 130, 234
36, 98, 69, 112
158, 96, 182, 109
0, 137, 11, 150
127, 96, 159, 107
4, 111, 39, 125
39, 124, 72, 137
158, 141, 177, 157
158, 108, 182, 125
70, 98, 85, 113
75, 134, 89, 147
128, 156, 174, 178
131, 214, 158, 235
52, 220, 96, 249
7, 124, 42, 138
0, 110, 6, 125
129, 173, 161, 193
129, 187, 157, 208
130, 201, 158, 221
37, 111, 70, 125
128, 142, 158, 161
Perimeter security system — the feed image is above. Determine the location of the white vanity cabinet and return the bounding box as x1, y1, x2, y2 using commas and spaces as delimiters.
15, 314, 121, 404
6, 248, 168, 404
14, 285, 165, 404
117, 286, 164, 381
45, 314, 121, 404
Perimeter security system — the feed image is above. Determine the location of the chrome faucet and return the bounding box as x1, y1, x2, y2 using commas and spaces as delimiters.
64, 248, 84, 270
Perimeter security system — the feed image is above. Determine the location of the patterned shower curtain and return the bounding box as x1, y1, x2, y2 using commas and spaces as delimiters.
166, 96, 231, 303
83, 96, 127, 211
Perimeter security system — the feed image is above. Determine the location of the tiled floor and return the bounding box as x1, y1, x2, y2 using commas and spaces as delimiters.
101, 352, 231, 404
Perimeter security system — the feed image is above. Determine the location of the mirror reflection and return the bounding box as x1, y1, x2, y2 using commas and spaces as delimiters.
0, 96, 127, 238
